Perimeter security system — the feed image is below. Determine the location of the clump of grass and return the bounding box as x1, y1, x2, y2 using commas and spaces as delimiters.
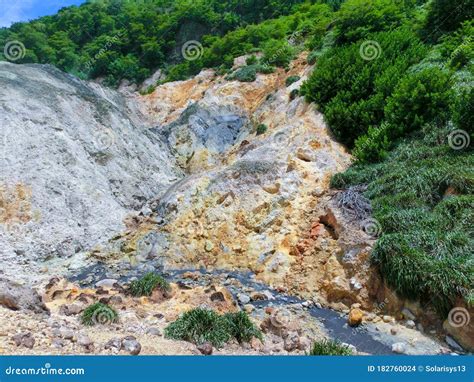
129, 272, 170, 297
81, 302, 118, 326
256, 124, 268, 135
165, 308, 262, 348
224, 311, 263, 343
309, 339, 352, 355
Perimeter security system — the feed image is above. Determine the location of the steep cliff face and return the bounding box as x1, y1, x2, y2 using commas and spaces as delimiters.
0, 62, 182, 282
99, 53, 377, 309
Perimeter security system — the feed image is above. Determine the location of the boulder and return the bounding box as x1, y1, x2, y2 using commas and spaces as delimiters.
348, 308, 363, 327
0, 278, 49, 315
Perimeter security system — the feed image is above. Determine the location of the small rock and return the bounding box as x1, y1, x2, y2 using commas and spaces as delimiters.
244, 304, 254, 314
250, 291, 268, 301
391, 342, 407, 354
401, 308, 416, 321
197, 342, 213, 355
146, 327, 162, 336
52, 338, 66, 348
210, 291, 226, 302
104, 338, 122, 351
237, 293, 251, 305
12, 332, 35, 349
283, 331, 300, 352
445, 336, 464, 352
302, 300, 312, 308
109, 295, 123, 305
95, 279, 118, 289
250, 337, 264, 351
405, 320, 416, 329
204, 241, 214, 252
390, 327, 398, 335
59, 327, 74, 340
348, 309, 364, 327
122, 336, 141, 355
77, 333, 92, 347
383, 315, 393, 323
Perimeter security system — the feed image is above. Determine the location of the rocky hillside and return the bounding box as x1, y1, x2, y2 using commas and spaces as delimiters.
0, 55, 469, 355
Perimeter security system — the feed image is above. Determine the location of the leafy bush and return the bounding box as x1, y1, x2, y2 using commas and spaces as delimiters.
384, 67, 453, 139
164, 308, 261, 348
309, 339, 352, 355
129, 272, 170, 297
246, 55, 258, 65
262, 39, 295, 68
81, 303, 118, 326
335, 0, 407, 44
353, 124, 390, 163
256, 124, 268, 135
285, 75, 301, 86
423, 0, 474, 42
301, 28, 427, 147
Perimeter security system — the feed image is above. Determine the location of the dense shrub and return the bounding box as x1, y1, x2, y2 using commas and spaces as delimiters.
334, 0, 408, 44
301, 28, 427, 147
129, 272, 170, 297
261, 39, 295, 68
423, 0, 474, 42
165, 308, 261, 348
384, 67, 453, 139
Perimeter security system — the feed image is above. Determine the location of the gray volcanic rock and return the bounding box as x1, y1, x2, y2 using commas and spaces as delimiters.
0, 62, 182, 281
0, 277, 49, 315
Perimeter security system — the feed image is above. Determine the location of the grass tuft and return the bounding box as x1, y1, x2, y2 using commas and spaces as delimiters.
164, 308, 262, 348
129, 272, 170, 297
309, 339, 352, 355
81, 302, 118, 326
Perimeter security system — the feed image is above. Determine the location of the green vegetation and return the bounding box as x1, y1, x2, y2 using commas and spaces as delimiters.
129, 272, 170, 297
164, 308, 262, 347
285, 75, 301, 86
309, 339, 352, 355
256, 124, 268, 135
311, 0, 473, 315
81, 302, 118, 326
224, 311, 263, 343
